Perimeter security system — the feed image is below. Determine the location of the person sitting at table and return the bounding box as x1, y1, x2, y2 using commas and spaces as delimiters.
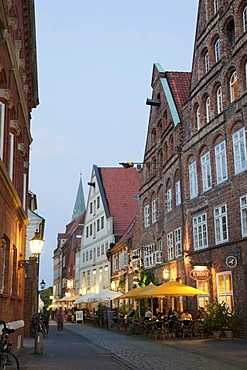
144, 307, 153, 320
154, 307, 162, 319
180, 310, 192, 321
128, 308, 136, 317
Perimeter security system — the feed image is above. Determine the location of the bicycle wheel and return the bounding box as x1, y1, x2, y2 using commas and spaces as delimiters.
0, 352, 20, 370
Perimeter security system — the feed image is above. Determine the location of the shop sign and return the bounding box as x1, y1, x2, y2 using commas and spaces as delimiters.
190, 268, 211, 281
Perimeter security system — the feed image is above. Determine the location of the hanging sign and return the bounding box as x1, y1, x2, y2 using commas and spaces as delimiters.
190, 268, 211, 281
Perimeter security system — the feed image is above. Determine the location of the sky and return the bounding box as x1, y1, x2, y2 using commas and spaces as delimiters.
30, 0, 199, 288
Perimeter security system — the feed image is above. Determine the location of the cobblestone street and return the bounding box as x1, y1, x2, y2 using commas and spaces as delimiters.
19, 323, 247, 370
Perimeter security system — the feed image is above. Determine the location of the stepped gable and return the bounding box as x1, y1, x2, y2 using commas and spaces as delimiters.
99, 167, 140, 237
165, 71, 191, 118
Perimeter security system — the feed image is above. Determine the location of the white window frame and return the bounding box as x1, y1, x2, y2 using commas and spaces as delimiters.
8, 132, 14, 180
214, 0, 219, 14
166, 189, 172, 212
230, 71, 238, 102
174, 228, 182, 257
215, 38, 221, 62
152, 198, 157, 224
144, 204, 150, 228
205, 51, 209, 73
201, 152, 212, 192
216, 271, 234, 310
240, 195, 247, 237
243, 6, 247, 32
193, 213, 208, 250
175, 180, 181, 206
189, 161, 198, 199
206, 96, 210, 123
0, 102, 5, 160
197, 280, 210, 308
216, 86, 223, 114
214, 204, 228, 244
215, 140, 228, 184
167, 232, 174, 261
232, 128, 247, 174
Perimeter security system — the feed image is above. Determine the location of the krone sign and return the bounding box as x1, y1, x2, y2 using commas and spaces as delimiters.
190, 268, 211, 281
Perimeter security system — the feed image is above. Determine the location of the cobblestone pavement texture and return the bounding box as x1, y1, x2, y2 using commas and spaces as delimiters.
19, 322, 247, 370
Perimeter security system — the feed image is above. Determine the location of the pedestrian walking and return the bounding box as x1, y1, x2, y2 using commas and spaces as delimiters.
55, 306, 66, 334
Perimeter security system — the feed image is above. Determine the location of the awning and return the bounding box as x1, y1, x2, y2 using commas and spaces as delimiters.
74, 292, 98, 304
138, 280, 206, 297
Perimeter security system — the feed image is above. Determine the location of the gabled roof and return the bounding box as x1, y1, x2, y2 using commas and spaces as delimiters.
94, 166, 140, 237
151, 63, 191, 126
113, 216, 136, 250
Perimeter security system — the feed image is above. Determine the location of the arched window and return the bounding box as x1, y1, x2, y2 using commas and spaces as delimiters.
230, 71, 238, 102
196, 106, 200, 130
205, 51, 209, 73
243, 6, 247, 32
206, 96, 210, 123
215, 38, 221, 62
214, 0, 219, 14
217, 86, 223, 114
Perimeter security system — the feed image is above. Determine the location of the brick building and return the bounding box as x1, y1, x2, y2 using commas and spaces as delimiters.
0, 0, 39, 351
136, 0, 247, 336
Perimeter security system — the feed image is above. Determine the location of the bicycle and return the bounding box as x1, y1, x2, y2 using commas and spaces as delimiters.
0, 320, 20, 369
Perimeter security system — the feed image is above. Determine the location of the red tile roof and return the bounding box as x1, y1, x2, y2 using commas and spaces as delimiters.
100, 167, 140, 237
166, 72, 191, 118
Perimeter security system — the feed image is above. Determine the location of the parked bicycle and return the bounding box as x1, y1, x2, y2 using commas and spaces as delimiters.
0, 320, 20, 370
31, 313, 49, 337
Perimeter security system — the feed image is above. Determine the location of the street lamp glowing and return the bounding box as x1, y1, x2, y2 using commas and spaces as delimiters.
40, 279, 46, 291
29, 229, 44, 256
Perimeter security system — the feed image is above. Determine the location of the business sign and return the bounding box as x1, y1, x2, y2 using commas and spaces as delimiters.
190, 268, 211, 281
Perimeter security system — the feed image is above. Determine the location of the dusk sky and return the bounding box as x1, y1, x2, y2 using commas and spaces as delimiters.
30, 1, 199, 287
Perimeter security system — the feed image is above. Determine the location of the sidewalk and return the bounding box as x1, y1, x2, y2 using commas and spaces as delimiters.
19, 322, 247, 370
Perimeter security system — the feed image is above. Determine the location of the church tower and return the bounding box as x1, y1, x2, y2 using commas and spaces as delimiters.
71, 174, 86, 221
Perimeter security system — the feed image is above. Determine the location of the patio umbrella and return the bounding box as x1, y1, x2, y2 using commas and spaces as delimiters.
138, 280, 206, 297
93, 289, 122, 301
74, 292, 98, 304
118, 283, 155, 299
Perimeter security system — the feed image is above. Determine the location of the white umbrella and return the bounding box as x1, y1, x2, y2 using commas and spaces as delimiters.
93, 289, 122, 301
74, 292, 98, 304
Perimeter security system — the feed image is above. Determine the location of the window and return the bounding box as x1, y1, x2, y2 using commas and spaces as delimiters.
8, 133, 14, 180
240, 195, 247, 237
166, 189, 172, 212
22, 174, 27, 211
196, 106, 200, 130
215, 140, 228, 184
197, 280, 210, 308
215, 38, 221, 62
174, 228, 182, 257
201, 152, 212, 192
86, 226, 89, 238
0, 102, 5, 160
230, 71, 238, 102
167, 232, 174, 260
193, 213, 208, 250
89, 224, 92, 236
175, 180, 181, 206
216, 86, 223, 114
0, 238, 6, 294
97, 219, 100, 232
101, 216, 104, 229
152, 198, 157, 224
214, 204, 228, 244
216, 272, 233, 309
214, 0, 219, 14
232, 128, 247, 174
89, 250, 92, 260
97, 246, 100, 257
144, 205, 150, 228
205, 51, 209, 73
189, 161, 198, 199
101, 244, 104, 255
206, 96, 210, 123
89, 202, 93, 214
243, 6, 247, 32
86, 271, 90, 286
97, 196, 100, 208
86, 251, 88, 261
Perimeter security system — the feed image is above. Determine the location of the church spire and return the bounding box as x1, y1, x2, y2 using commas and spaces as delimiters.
71, 174, 85, 221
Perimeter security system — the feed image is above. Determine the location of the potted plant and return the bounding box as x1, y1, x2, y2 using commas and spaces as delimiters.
223, 308, 238, 340
204, 301, 228, 339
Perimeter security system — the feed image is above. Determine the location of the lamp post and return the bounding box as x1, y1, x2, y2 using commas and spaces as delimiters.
40, 279, 46, 291
29, 230, 44, 313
